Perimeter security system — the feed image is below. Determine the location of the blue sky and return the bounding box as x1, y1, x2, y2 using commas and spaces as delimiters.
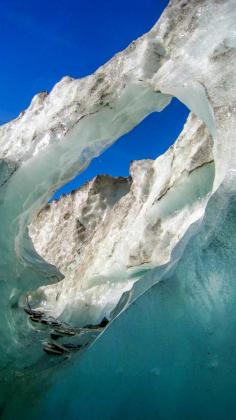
0, 0, 189, 197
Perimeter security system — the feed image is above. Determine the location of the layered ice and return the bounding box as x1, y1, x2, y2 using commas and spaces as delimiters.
7, 173, 236, 420
0, 0, 236, 418
29, 113, 214, 325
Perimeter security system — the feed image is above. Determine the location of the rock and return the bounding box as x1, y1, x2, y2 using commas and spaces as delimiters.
43, 342, 70, 355
99, 317, 109, 328
53, 328, 76, 336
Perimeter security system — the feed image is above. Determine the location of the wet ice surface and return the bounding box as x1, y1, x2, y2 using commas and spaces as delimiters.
23, 304, 108, 358
0, 0, 236, 418
29, 114, 214, 326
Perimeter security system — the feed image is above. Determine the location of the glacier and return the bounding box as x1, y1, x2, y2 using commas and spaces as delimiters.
0, 0, 236, 418
29, 112, 214, 325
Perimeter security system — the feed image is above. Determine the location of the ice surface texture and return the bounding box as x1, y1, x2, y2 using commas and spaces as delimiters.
0, 0, 236, 418
29, 113, 214, 325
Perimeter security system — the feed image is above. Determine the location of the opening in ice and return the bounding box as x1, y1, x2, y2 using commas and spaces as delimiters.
27, 97, 214, 334
53, 98, 189, 199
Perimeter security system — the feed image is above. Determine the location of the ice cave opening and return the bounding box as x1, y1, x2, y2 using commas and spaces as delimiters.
4, 85, 217, 417
2, 0, 236, 416
0, 69, 217, 383
52, 97, 189, 199
25, 94, 214, 338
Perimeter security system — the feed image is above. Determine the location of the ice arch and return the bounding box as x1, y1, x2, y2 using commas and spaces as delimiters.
0, 0, 234, 356
28, 108, 213, 326
0, 0, 236, 416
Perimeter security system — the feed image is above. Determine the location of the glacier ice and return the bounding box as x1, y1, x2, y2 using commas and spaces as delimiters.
0, 0, 236, 418
29, 112, 214, 325
7, 173, 236, 420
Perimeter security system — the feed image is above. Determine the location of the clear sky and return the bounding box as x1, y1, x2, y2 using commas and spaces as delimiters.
0, 0, 189, 198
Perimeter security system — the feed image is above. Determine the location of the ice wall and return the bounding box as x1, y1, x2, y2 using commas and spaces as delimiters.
6, 172, 236, 420
29, 113, 214, 325
0, 0, 235, 417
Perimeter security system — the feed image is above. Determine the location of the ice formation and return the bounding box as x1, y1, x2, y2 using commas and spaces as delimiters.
0, 0, 236, 418
29, 113, 214, 325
